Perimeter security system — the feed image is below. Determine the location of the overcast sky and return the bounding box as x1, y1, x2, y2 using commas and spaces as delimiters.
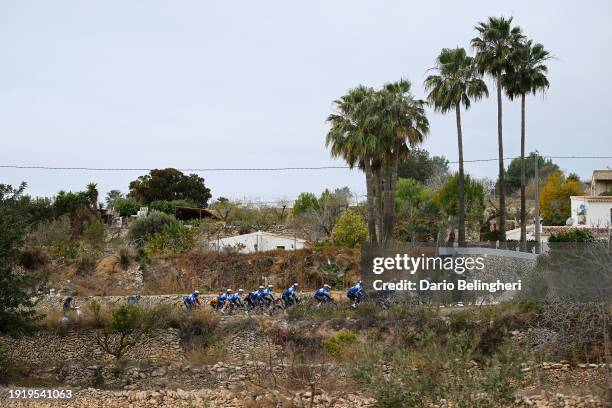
1, 1, 611, 203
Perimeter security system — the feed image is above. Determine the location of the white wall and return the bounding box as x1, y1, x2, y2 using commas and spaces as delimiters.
210, 231, 305, 253
570, 197, 612, 227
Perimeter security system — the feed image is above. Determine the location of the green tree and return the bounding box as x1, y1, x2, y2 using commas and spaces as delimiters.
375, 81, 430, 244
472, 16, 524, 242
148, 199, 196, 214
105, 190, 124, 210
326, 82, 429, 245
293, 192, 320, 216
331, 210, 368, 248
326, 85, 380, 243
397, 148, 449, 185
540, 171, 583, 225
434, 174, 485, 237
504, 39, 550, 250
113, 197, 140, 217
425, 47, 488, 246
128, 211, 180, 245
0, 183, 43, 336
396, 178, 430, 209
128, 168, 211, 207
505, 153, 559, 193
395, 178, 442, 242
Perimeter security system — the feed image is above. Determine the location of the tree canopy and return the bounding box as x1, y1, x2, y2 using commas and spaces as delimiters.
0, 183, 44, 336
505, 153, 559, 193
540, 171, 583, 226
397, 149, 449, 185
434, 174, 485, 224
128, 168, 211, 208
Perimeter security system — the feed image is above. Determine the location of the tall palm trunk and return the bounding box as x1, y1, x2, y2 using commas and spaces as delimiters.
496, 73, 506, 243
387, 145, 400, 244
382, 160, 394, 244
364, 159, 378, 244
374, 167, 384, 241
519, 93, 526, 251
455, 101, 466, 247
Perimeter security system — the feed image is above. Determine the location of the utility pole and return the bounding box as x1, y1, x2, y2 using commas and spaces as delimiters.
534, 150, 541, 254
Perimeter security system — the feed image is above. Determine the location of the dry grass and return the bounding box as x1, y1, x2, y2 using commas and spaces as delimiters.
185, 343, 226, 365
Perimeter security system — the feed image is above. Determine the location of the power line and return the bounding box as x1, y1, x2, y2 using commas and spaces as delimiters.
1, 155, 610, 172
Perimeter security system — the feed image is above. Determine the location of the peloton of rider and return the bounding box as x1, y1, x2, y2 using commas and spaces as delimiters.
347, 281, 364, 304
282, 283, 299, 308
183, 290, 201, 310
314, 284, 333, 303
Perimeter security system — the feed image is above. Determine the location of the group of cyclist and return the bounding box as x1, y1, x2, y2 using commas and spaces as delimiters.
182, 280, 366, 312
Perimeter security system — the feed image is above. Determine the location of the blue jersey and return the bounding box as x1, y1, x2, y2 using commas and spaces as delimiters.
184, 293, 199, 306
315, 287, 331, 299
283, 286, 297, 298
218, 291, 231, 302
254, 289, 265, 299
229, 293, 242, 303
347, 283, 363, 296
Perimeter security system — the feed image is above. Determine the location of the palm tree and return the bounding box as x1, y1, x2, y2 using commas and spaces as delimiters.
425, 47, 488, 246
503, 40, 550, 250
375, 80, 430, 243
326, 86, 381, 243
471, 16, 524, 242
326, 80, 429, 245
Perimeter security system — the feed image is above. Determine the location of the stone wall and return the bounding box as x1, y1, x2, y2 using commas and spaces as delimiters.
0, 328, 184, 367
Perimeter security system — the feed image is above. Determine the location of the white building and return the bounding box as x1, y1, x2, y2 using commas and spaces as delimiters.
209, 231, 307, 253
570, 196, 612, 228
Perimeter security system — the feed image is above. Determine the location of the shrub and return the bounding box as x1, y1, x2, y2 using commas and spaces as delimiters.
94, 305, 151, 360
548, 229, 594, 242
351, 331, 528, 408
144, 223, 197, 255
114, 198, 140, 217
127, 211, 179, 245
18, 246, 49, 270
330, 210, 368, 248
149, 199, 196, 214
322, 329, 357, 357
75, 252, 97, 275
28, 215, 72, 247
49, 239, 83, 259
118, 248, 131, 270
82, 217, 105, 248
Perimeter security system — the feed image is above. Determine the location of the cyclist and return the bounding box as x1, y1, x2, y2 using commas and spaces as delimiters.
254, 285, 266, 305
62, 297, 74, 316
244, 290, 258, 309
314, 284, 333, 304
183, 290, 201, 310
347, 281, 365, 306
282, 283, 299, 308
261, 284, 275, 305
217, 288, 233, 309
225, 289, 244, 313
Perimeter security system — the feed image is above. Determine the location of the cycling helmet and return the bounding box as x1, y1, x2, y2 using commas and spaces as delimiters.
293, 283, 299, 287
194, 290, 200, 294
324, 284, 331, 288
238, 288, 243, 292
259, 285, 265, 289
227, 288, 233, 293
268, 284, 273, 288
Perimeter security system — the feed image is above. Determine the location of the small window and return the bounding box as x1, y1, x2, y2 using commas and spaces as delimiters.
276, 246, 285, 249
